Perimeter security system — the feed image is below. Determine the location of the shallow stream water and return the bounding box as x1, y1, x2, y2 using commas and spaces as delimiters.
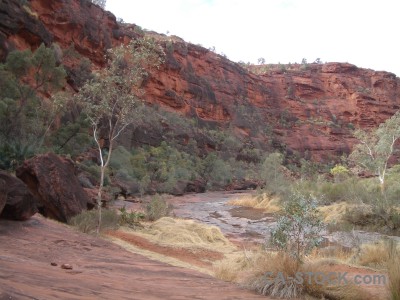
113, 190, 400, 248
167, 191, 400, 248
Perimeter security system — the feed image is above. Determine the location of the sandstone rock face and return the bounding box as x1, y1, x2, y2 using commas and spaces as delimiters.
16, 153, 89, 223
1, 0, 400, 162
148, 47, 400, 161
0, 171, 38, 220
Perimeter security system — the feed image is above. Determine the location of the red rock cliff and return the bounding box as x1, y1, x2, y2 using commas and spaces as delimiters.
1, 0, 399, 161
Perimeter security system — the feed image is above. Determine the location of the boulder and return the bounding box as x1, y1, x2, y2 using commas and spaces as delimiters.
185, 179, 206, 193
225, 180, 258, 191
0, 172, 38, 220
0, 179, 7, 215
16, 153, 90, 223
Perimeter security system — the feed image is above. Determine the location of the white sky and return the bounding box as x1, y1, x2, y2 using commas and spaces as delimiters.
106, 0, 399, 76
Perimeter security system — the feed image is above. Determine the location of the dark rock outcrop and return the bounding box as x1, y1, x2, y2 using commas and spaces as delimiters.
16, 153, 89, 223
185, 179, 206, 193
0, 179, 7, 215
0, 171, 38, 220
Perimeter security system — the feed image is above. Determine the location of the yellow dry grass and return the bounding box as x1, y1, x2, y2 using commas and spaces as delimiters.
388, 253, 400, 300
109, 236, 212, 275
214, 248, 377, 299
357, 241, 391, 268
213, 247, 272, 283
301, 260, 375, 300
318, 201, 357, 223
307, 245, 354, 263
227, 193, 281, 213
127, 217, 236, 253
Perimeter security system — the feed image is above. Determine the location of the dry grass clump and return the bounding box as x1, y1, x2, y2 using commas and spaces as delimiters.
213, 247, 271, 282
387, 241, 400, 300
227, 193, 281, 213
318, 202, 356, 224
214, 248, 375, 299
135, 217, 235, 252
308, 244, 354, 263
68, 209, 120, 234
301, 260, 374, 300
228, 195, 259, 207
247, 252, 303, 298
355, 240, 394, 268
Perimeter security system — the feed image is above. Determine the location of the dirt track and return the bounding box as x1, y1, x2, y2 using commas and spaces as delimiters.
0, 214, 265, 299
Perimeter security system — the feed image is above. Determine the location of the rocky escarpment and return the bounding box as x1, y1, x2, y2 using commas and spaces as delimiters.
1, 0, 399, 161
147, 44, 399, 161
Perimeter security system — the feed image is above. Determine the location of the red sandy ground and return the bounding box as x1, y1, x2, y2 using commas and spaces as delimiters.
0, 214, 266, 300
106, 230, 224, 270
0, 211, 389, 299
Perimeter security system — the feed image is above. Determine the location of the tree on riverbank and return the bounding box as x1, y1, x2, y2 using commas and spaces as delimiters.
76, 37, 164, 233
349, 111, 400, 189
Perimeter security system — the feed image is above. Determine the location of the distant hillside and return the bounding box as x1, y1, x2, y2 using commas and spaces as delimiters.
1, 0, 399, 162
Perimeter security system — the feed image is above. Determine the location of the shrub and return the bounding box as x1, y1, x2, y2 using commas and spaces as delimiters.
261, 152, 289, 196
0, 141, 35, 170
145, 194, 172, 221
68, 209, 119, 234
270, 192, 324, 261
330, 164, 349, 182
118, 206, 145, 227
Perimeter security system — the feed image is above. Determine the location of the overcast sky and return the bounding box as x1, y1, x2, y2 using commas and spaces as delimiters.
106, 0, 399, 76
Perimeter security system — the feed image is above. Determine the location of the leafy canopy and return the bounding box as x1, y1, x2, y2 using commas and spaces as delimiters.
0, 44, 67, 168
349, 111, 400, 185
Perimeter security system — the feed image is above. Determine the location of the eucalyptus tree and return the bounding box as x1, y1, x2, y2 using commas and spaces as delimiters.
350, 110, 400, 188
76, 37, 164, 233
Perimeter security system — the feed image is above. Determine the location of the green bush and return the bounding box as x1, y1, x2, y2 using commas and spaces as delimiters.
0, 141, 34, 170
270, 191, 324, 261
145, 194, 172, 221
118, 206, 145, 227
68, 209, 120, 234
79, 160, 110, 186
51, 115, 92, 156
261, 152, 290, 197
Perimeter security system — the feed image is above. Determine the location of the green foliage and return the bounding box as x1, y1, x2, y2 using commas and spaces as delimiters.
145, 194, 172, 221
68, 209, 120, 234
51, 114, 92, 155
200, 152, 232, 188
79, 160, 110, 186
78, 37, 165, 145
330, 164, 349, 182
270, 192, 324, 261
0, 141, 34, 170
118, 206, 145, 227
0, 44, 67, 148
299, 158, 320, 179
349, 110, 400, 185
261, 152, 288, 196
76, 37, 165, 233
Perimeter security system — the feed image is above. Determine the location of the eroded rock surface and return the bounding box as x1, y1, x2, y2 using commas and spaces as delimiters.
16, 153, 89, 222
0, 171, 38, 220
0, 214, 265, 299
